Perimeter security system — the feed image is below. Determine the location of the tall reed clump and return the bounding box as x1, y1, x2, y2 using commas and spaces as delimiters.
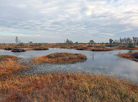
0, 73, 138, 102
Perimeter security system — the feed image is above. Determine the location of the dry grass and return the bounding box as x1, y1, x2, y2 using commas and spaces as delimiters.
76, 47, 112, 51
115, 44, 138, 50
0, 55, 17, 60
33, 47, 49, 50
115, 47, 138, 50
32, 52, 87, 63
105, 44, 119, 47
0, 55, 25, 76
0, 43, 114, 52
11, 49, 26, 52
91, 48, 112, 51
0, 73, 138, 102
118, 51, 138, 62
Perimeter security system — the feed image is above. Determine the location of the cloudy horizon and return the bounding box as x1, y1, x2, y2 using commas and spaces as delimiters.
0, 0, 138, 43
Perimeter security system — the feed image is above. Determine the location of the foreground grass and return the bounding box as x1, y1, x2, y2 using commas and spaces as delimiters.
0, 73, 138, 102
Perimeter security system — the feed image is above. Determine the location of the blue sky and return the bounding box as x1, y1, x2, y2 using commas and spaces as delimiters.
0, 0, 138, 43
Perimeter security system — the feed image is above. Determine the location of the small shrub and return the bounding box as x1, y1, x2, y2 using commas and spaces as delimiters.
38, 43, 42, 46
0, 56, 3, 60
17, 43, 24, 46
100, 44, 105, 48
128, 43, 135, 48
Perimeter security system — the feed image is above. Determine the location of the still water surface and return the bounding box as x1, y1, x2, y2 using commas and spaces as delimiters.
0, 48, 138, 82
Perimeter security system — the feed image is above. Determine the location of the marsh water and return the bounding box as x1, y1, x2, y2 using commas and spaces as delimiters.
0, 48, 138, 82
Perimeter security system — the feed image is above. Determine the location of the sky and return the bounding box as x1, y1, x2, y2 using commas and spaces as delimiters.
0, 0, 138, 43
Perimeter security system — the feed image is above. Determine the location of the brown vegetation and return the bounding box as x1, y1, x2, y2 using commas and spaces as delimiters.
33, 47, 49, 50
115, 44, 138, 50
118, 51, 138, 62
0, 55, 25, 76
0, 43, 114, 52
0, 55, 17, 60
105, 44, 119, 47
115, 47, 138, 50
0, 73, 138, 102
11, 48, 26, 52
91, 48, 112, 51
76, 47, 112, 51
32, 52, 87, 63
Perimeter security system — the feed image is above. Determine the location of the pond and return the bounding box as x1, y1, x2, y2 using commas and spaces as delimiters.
0, 48, 138, 82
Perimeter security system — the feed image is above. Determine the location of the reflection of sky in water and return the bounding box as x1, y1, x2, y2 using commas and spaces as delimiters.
0, 48, 138, 82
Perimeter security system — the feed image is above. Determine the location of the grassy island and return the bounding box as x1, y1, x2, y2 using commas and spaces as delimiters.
32, 52, 87, 63
118, 51, 138, 62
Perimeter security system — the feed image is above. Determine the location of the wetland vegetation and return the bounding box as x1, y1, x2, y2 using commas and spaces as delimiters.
32, 52, 87, 63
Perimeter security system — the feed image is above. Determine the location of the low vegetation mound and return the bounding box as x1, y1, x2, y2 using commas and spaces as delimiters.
106, 44, 119, 47
4, 48, 12, 50
115, 43, 138, 50
76, 47, 112, 51
32, 52, 87, 63
1, 73, 138, 102
11, 48, 26, 52
0, 55, 17, 60
0, 55, 25, 76
76, 47, 87, 50
33, 47, 49, 50
118, 51, 138, 62
91, 48, 112, 51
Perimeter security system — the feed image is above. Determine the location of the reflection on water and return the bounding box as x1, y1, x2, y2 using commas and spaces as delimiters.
0, 48, 138, 82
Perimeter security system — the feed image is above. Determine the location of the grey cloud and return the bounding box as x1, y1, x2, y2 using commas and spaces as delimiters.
0, 0, 138, 43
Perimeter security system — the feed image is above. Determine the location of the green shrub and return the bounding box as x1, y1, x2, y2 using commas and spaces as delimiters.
128, 42, 135, 48
38, 43, 42, 46
17, 43, 24, 46
0, 56, 3, 60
